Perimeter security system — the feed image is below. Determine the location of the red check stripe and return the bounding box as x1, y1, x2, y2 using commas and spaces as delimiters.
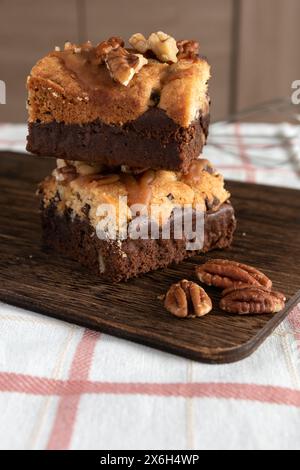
1, 372, 300, 408
235, 123, 257, 183
46, 329, 100, 450
289, 305, 300, 330
288, 305, 300, 356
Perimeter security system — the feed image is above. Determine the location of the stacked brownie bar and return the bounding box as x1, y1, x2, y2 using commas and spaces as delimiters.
27, 32, 236, 282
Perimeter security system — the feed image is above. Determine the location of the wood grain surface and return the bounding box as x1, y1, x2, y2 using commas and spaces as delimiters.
0, 152, 299, 364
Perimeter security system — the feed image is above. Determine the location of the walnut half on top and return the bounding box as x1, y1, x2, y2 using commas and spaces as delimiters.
129, 31, 179, 63
105, 47, 148, 86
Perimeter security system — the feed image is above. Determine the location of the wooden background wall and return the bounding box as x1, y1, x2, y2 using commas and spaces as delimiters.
0, 0, 299, 123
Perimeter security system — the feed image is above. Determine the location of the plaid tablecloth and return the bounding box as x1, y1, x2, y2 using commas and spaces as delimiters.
0, 123, 300, 450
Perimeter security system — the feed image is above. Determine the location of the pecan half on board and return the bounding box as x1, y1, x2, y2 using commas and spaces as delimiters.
220, 286, 286, 315
164, 280, 212, 319
195, 259, 272, 291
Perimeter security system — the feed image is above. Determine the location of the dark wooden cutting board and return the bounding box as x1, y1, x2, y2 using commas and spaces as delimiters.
0, 152, 299, 364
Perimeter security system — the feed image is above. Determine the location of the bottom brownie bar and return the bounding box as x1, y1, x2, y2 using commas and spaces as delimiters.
39, 159, 236, 282
41, 201, 236, 283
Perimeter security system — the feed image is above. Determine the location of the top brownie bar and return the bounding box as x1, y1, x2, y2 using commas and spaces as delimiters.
26, 32, 211, 173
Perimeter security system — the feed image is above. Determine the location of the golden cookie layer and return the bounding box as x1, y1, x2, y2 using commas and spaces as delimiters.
39, 159, 230, 230
28, 37, 210, 128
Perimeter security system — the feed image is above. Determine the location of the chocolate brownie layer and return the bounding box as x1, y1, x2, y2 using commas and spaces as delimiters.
41, 202, 236, 283
27, 109, 210, 172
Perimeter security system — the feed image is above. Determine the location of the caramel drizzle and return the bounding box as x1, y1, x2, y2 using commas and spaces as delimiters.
52, 49, 108, 90
121, 170, 155, 207
75, 174, 120, 187
182, 160, 213, 185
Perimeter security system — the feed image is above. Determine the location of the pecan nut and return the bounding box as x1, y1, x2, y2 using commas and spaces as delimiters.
177, 39, 200, 59
164, 280, 212, 318
196, 259, 272, 291
220, 285, 286, 315
105, 47, 148, 86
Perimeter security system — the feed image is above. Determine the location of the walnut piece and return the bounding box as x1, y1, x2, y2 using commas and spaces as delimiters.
61, 40, 93, 54
220, 285, 286, 315
52, 165, 77, 183
74, 173, 120, 188
148, 31, 178, 63
56, 159, 67, 169
177, 39, 200, 59
129, 31, 178, 63
129, 33, 149, 54
164, 280, 212, 318
95, 36, 125, 63
80, 41, 93, 52
121, 165, 150, 175
64, 41, 76, 51
54, 161, 105, 181
105, 47, 148, 86
92, 174, 121, 186
196, 259, 272, 291
73, 161, 103, 176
